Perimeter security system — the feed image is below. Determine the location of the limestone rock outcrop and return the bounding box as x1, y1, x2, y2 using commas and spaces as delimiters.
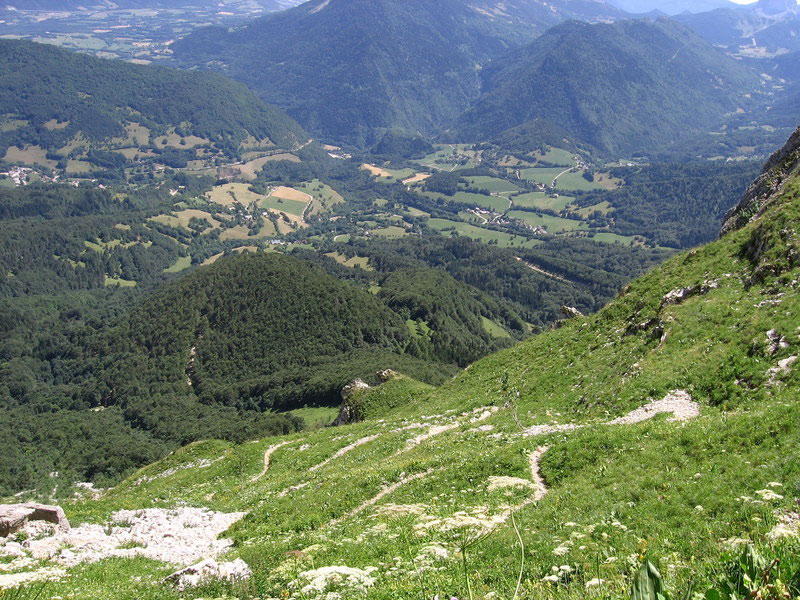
0, 504, 70, 538
165, 558, 252, 590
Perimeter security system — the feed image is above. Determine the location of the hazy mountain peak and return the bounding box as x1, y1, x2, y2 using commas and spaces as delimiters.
754, 0, 799, 16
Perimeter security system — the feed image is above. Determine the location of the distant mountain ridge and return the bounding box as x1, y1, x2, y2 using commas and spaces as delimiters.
171, 0, 625, 147
452, 18, 761, 156
674, 0, 800, 54
606, 0, 736, 15
3, 0, 302, 10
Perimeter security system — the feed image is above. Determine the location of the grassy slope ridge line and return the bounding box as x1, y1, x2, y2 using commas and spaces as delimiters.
6, 131, 800, 597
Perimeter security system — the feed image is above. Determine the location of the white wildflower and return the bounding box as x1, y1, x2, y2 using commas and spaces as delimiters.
291, 566, 378, 597
756, 489, 784, 501
586, 578, 606, 588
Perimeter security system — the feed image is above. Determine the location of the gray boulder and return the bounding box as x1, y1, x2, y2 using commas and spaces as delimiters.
0, 504, 70, 538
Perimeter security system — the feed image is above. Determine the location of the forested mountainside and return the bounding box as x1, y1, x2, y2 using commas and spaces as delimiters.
3, 126, 798, 600
0, 197, 673, 494
0, 40, 306, 169
453, 18, 761, 156
170, 0, 623, 147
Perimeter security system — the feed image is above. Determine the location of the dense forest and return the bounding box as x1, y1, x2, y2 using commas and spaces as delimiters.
0, 249, 527, 493
306, 236, 670, 328
574, 162, 760, 248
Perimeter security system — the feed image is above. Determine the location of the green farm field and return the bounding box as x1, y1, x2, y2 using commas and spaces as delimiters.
508, 210, 589, 233
512, 192, 575, 212
428, 218, 542, 248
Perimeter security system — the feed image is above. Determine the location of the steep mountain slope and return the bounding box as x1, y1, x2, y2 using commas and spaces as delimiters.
453, 18, 761, 155
171, 0, 624, 146
0, 39, 307, 166
5, 131, 800, 597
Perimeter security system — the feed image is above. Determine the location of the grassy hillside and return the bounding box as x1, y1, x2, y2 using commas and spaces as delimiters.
0, 39, 306, 168
454, 18, 762, 156
4, 130, 800, 598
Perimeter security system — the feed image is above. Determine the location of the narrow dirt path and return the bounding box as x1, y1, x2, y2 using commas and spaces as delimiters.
551, 167, 573, 187
310, 435, 381, 472
327, 468, 436, 528
297, 189, 315, 223
250, 441, 291, 483
524, 391, 700, 437
529, 445, 549, 502
515, 257, 573, 284
394, 407, 498, 457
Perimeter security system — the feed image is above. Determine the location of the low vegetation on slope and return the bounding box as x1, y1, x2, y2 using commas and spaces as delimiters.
4, 130, 800, 599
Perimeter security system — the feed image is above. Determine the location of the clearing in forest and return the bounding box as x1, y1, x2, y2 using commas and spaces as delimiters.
206, 183, 268, 207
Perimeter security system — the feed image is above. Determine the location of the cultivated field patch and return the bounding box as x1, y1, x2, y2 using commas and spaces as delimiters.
508, 210, 588, 233
3, 145, 57, 169
206, 183, 268, 207
427, 218, 542, 248
512, 192, 574, 212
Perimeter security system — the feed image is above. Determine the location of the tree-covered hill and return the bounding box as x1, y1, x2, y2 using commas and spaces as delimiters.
0, 248, 535, 491
171, 0, 624, 147
453, 18, 762, 156
0, 39, 307, 164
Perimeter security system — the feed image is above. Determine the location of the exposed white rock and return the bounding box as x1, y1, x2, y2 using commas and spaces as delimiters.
341, 379, 370, 400
606, 390, 699, 425
24, 507, 245, 568
767, 355, 797, 384
165, 558, 252, 590
0, 566, 66, 589
661, 281, 718, 306
0, 503, 70, 538
524, 423, 582, 437
0, 540, 26, 558
766, 329, 790, 355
